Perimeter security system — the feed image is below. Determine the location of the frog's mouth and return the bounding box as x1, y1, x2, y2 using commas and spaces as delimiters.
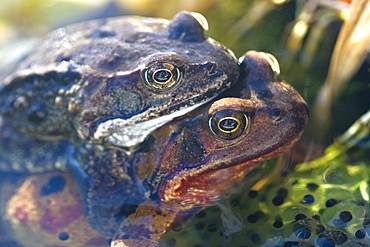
91, 100, 207, 148
88, 73, 233, 148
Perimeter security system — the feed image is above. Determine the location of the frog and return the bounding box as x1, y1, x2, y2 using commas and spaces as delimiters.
0, 51, 308, 246
109, 50, 309, 246
0, 11, 239, 151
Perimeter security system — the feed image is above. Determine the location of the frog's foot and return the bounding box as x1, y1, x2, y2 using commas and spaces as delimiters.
111, 239, 159, 247
111, 200, 185, 247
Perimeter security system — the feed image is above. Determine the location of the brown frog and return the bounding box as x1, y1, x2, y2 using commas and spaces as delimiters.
111, 51, 309, 246
0, 11, 238, 151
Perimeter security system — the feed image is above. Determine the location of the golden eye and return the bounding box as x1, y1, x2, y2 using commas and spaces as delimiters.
145, 63, 180, 89
209, 109, 247, 140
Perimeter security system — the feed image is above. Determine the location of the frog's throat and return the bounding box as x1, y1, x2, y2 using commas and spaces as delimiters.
92, 100, 206, 148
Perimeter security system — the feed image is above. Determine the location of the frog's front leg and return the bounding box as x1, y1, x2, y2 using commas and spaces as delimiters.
70, 143, 145, 236
111, 200, 193, 247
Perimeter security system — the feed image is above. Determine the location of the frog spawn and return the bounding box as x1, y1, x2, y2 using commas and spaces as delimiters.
159, 153, 370, 247
4, 158, 370, 247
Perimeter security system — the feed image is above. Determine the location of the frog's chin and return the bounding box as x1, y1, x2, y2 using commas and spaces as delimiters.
91, 101, 206, 148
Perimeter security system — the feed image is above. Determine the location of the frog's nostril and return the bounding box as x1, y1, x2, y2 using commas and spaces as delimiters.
256, 90, 273, 100
205, 64, 218, 76
270, 108, 285, 122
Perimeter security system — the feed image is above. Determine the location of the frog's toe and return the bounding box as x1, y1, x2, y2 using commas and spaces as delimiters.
111, 238, 159, 247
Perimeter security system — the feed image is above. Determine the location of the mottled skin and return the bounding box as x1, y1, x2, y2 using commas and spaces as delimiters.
0, 11, 239, 244
112, 51, 309, 246
0, 11, 238, 149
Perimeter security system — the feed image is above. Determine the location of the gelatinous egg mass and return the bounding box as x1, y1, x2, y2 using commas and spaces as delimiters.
160, 148, 370, 247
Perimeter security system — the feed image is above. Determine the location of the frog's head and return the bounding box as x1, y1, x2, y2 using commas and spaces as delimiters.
140, 51, 308, 206
0, 12, 238, 148
78, 11, 239, 148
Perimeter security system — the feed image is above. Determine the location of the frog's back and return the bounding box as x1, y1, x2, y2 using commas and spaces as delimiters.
15, 16, 171, 72
14, 14, 235, 74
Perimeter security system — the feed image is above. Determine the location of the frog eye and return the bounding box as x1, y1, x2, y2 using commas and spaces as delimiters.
145, 63, 180, 89
209, 109, 248, 140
